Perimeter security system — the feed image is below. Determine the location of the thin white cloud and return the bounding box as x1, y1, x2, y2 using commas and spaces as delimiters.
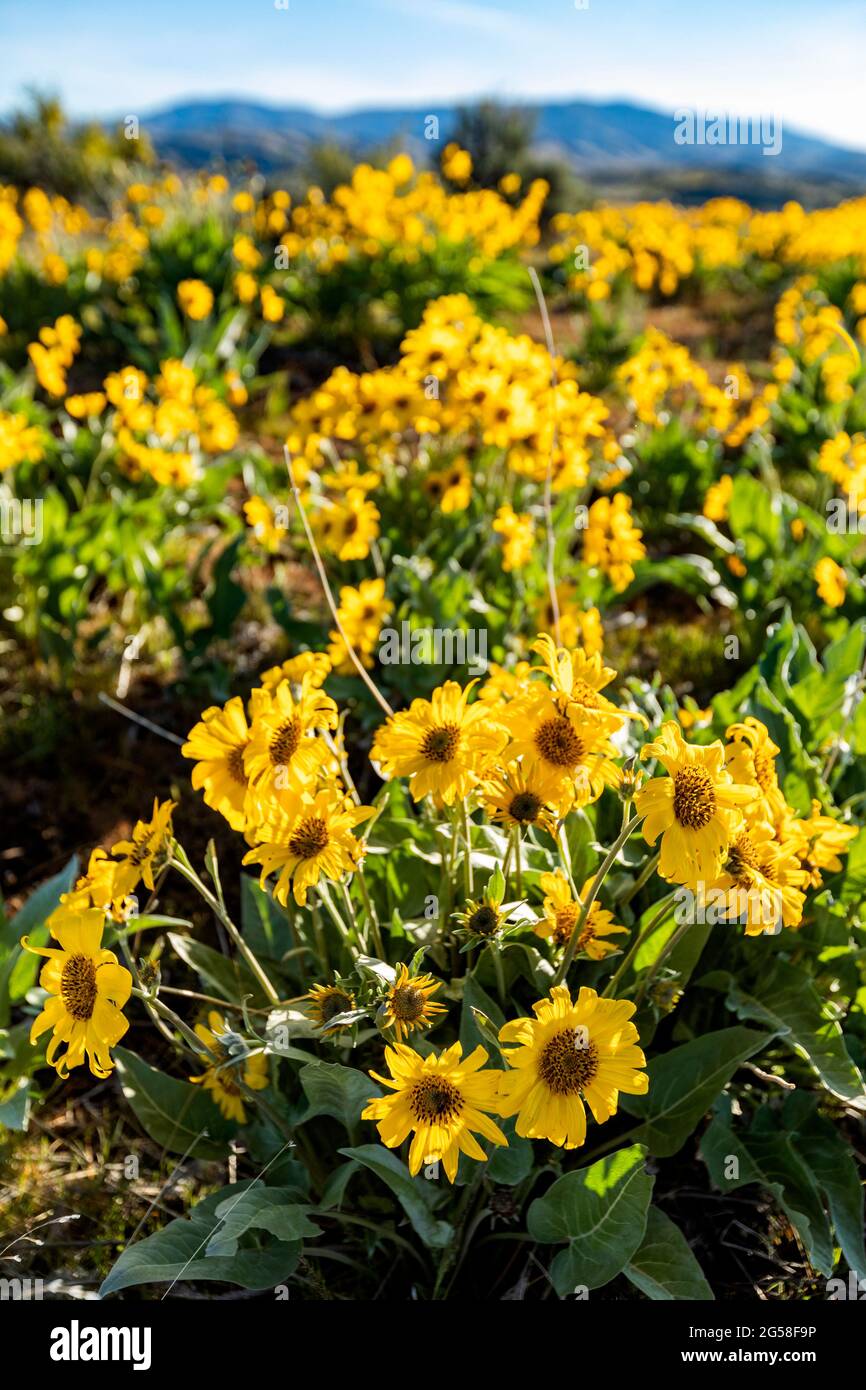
378, 0, 536, 41
1, 0, 863, 151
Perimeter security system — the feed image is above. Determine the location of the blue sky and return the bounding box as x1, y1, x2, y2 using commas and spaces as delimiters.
1, 0, 864, 149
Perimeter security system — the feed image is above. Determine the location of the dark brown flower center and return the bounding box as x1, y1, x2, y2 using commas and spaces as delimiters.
421, 723, 460, 763
673, 766, 716, 829
535, 716, 584, 768
391, 984, 425, 1021
289, 816, 330, 858
227, 744, 248, 785
538, 1028, 599, 1094
726, 831, 762, 885
409, 1074, 464, 1123
215, 1064, 241, 1096
61, 954, 97, 1021
509, 790, 542, 823
552, 903, 580, 948
129, 837, 155, 867
468, 904, 499, 936
319, 990, 353, 1022
270, 716, 302, 767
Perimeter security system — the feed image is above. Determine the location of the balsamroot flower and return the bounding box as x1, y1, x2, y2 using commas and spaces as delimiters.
183, 696, 253, 832
22, 906, 132, 1079
371, 680, 506, 805
189, 1012, 268, 1123
380, 962, 446, 1041
535, 870, 627, 958
110, 798, 175, 899
497, 985, 647, 1149
635, 721, 755, 888
363, 1041, 507, 1182
243, 675, 338, 803
243, 785, 373, 905
177, 278, 214, 319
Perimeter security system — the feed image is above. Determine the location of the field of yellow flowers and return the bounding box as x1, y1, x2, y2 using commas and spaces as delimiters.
1, 148, 865, 1305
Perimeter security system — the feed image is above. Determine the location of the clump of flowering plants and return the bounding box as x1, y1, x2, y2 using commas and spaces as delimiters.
6, 561, 865, 1298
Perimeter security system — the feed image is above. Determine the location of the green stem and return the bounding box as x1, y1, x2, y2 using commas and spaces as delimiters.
439, 808, 461, 934
316, 880, 353, 946
553, 813, 643, 987
171, 845, 280, 1005
356, 866, 386, 960
432, 1163, 484, 1299
341, 881, 367, 953
635, 916, 692, 1008
602, 890, 677, 999
310, 893, 330, 976
158, 985, 274, 1015
616, 850, 660, 906
135, 991, 211, 1060
514, 826, 523, 899
123, 940, 184, 1055
502, 828, 514, 888
557, 824, 578, 896
490, 942, 507, 1009
461, 801, 474, 899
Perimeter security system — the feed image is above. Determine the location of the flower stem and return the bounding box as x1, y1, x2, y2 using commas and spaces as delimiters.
514, 826, 523, 899
635, 915, 692, 1008
490, 942, 507, 1009
461, 800, 474, 899
557, 824, 579, 896
602, 889, 677, 999
171, 844, 280, 1005
503, 827, 514, 887
310, 892, 329, 976
553, 813, 642, 987
615, 850, 660, 906
134, 990, 211, 1060
316, 881, 353, 947
356, 865, 386, 960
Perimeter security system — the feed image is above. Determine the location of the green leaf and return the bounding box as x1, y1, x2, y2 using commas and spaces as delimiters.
319, 1160, 360, 1211
701, 1103, 834, 1277
527, 1144, 653, 1295
487, 864, 506, 905
459, 974, 505, 1058
728, 475, 781, 561
206, 1187, 320, 1255
486, 1118, 533, 1185
240, 874, 295, 962
114, 1047, 235, 1158
0, 1077, 31, 1132
710, 962, 866, 1105
797, 1130, 866, 1281
166, 931, 266, 1004
0, 856, 79, 1024
100, 1182, 302, 1296
782, 1098, 866, 1282
840, 828, 866, 906
205, 534, 246, 638
299, 1060, 378, 1130
339, 1144, 453, 1249
624, 1207, 714, 1300
622, 1026, 774, 1156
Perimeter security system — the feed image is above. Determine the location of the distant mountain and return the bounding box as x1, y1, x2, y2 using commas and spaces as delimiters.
139, 96, 866, 186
